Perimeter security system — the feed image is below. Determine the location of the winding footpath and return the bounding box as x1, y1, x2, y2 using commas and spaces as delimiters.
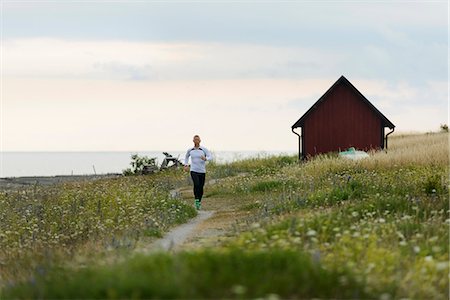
135, 184, 249, 253
151, 210, 215, 251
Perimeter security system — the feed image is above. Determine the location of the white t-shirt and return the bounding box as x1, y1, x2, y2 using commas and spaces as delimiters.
185, 146, 212, 173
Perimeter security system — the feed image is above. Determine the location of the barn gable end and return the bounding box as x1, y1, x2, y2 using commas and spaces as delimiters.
291, 76, 395, 159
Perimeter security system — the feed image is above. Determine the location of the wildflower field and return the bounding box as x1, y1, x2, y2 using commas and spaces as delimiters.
2, 132, 449, 299
0, 171, 196, 285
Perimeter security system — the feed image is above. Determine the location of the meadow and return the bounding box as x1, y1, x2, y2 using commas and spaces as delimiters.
1, 131, 449, 299
0, 171, 196, 286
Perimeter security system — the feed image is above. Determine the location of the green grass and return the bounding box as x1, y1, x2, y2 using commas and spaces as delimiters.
218, 161, 449, 299
1, 133, 449, 299
0, 169, 196, 283
4, 249, 368, 299
207, 154, 297, 179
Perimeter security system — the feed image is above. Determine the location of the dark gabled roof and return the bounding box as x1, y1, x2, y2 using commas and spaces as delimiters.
292, 75, 395, 129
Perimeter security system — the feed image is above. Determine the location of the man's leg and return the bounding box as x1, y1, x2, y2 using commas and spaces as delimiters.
198, 173, 206, 201
190, 171, 201, 209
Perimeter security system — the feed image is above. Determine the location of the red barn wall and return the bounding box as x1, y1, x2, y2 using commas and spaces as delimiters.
304, 83, 382, 156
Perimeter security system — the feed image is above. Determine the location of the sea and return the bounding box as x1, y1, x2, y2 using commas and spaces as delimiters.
0, 151, 296, 178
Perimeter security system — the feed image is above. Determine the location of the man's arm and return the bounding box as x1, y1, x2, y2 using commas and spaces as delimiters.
204, 148, 212, 161
184, 150, 191, 171
184, 149, 191, 165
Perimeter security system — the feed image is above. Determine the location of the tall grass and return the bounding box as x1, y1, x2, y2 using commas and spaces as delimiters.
219, 132, 449, 299
4, 249, 369, 299
0, 170, 196, 285
1, 132, 449, 299
208, 154, 297, 178
365, 131, 448, 167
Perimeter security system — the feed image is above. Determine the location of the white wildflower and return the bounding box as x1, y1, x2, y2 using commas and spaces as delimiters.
306, 230, 317, 237
432, 246, 442, 253
436, 261, 448, 271
251, 222, 260, 229
396, 231, 405, 239
379, 293, 391, 300
428, 236, 438, 243
231, 285, 247, 295
292, 237, 301, 244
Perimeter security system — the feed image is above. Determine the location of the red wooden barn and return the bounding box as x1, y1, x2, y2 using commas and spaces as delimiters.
291, 76, 395, 160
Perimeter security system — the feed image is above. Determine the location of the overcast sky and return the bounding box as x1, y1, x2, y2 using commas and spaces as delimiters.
1, 1, 448, 151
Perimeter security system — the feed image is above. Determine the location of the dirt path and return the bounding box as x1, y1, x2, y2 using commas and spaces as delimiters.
136, 210, 215, 252
135, 183, 250, 253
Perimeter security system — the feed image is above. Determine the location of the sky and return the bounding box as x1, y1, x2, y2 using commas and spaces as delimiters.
1, 1, 448, 152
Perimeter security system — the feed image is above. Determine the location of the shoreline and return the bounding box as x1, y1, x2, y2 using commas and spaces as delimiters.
0, 173, 123, 189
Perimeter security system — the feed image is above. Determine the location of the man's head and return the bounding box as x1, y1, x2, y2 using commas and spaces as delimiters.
193, 135, 201, 146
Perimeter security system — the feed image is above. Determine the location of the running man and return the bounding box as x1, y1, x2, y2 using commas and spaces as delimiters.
184, 135, 212, 210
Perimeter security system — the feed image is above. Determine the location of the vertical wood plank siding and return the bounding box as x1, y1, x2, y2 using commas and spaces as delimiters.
304, 83, 382, 156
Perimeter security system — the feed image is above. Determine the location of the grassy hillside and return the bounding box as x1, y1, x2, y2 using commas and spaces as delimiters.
0, 171, 196, 285
2, 132, 449, 299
